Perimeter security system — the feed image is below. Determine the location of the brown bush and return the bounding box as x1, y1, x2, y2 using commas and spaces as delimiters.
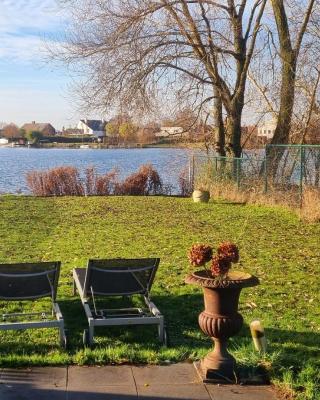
115, 164, 163, 195
85, 166, 118, 195
26, 166, 84, 196
26, 164, 164, 197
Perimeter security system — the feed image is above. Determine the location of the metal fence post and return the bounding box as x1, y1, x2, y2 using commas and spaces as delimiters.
191, 155, 195, 191
299, 146, 305, 207
264, 155, 268, 194
188, 156, 192, 188
263, 145, 269, 194
236, 158, 241, 189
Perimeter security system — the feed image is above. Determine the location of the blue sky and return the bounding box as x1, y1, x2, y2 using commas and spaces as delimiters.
0, 0, 82, 130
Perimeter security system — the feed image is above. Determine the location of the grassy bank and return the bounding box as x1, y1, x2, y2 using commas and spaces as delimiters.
0, 196, 319, 399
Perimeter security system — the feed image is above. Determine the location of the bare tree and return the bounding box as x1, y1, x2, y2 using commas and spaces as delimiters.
2, 124, 20, 139
266, 0, 316, 169
240, 1, 319, 171
51, 0, 267, 157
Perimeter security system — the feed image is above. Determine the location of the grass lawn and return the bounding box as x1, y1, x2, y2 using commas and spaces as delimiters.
0, 196, 319, 399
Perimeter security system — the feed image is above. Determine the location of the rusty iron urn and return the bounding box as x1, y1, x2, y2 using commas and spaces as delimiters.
185, 270, 259, 383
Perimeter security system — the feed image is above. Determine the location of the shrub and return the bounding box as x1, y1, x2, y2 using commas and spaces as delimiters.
26, 166, 84, 196
115, 164, 163, 195
26, 164, 164, 197
85, 167, 118, 196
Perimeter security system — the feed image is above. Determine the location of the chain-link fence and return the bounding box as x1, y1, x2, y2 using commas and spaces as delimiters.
190, 145, 320, 206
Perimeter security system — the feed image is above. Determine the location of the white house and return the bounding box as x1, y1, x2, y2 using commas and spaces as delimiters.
155, 126, 185, 138
77, 119, 107, 138
257, 118, 277, 140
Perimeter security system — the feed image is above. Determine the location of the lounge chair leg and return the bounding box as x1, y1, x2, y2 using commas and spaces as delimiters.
158, 317, 164, 343
59, 322, 67, 348
88, 324, 94, 346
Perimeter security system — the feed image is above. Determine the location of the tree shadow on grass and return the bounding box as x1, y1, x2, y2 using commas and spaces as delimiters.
54, 293, 207, 351
260, 327, 320, 369
0, 292, 319, 375
59, 293, 320, 362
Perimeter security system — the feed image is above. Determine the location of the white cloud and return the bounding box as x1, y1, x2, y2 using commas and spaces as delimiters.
0, 0, 66, 62
0, 35, 45, 62
0, 0, 62, 31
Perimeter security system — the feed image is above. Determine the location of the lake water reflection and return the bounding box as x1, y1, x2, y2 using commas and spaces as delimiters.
0, 147, 193, 194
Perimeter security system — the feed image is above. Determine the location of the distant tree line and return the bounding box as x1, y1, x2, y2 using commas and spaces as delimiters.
1, 124, 43, 144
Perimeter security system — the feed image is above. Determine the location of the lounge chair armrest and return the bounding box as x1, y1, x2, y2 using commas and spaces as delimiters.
145, 299, 162, 316
83, 301, 93, 319
53, 303, 64, 321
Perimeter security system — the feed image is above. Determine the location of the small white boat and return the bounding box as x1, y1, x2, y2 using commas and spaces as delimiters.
79, 145, 90, 149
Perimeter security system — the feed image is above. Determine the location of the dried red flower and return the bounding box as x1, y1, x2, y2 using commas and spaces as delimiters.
188, 244, 213, 267
211, 255, 232, 276
217, 242, 239, 263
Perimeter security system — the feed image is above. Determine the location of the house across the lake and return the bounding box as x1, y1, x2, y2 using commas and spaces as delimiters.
257, 118, 277, 140
21, 121, 56, 136
155, 126, 186, 139
77, 119, 107, 138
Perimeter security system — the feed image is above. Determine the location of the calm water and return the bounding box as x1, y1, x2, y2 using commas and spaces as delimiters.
0, 147, 192, 194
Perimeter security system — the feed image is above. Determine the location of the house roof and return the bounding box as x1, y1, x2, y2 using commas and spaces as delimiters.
21, 122, 55, 133
80, 119, 106, 131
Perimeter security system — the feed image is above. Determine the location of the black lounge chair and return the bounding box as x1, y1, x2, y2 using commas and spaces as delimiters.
0, 261, 67, 348
73, 258, 166, 346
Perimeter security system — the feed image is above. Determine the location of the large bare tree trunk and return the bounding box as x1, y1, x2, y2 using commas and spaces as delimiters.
270, 0, 296, 147
213, 85, 226, 157
228, 95, 245, 158
268, 0, 315, 175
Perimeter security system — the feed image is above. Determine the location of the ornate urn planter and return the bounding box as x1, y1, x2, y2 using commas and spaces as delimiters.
185, 270, 259, 383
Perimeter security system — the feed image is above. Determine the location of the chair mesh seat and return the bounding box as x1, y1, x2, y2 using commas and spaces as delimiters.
84, 258, 159, 296
0, 262, 59, 300
0, 261, 66, 348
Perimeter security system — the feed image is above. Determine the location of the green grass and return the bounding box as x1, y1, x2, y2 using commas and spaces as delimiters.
0, 195, 319, 399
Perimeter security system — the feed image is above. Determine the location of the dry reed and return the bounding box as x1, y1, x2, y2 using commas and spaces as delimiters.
114, 164, 162, 195
178, 168, 192, 197
85, 166, 118, 195
26, 166, 84, 196
300, 187, 320, 222
27, 164, 164, 197
204, 179, 320, 222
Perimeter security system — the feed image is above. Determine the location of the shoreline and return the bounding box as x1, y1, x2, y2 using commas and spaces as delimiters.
0, 143, 203, 150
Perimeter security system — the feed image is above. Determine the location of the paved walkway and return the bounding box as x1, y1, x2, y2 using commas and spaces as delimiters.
0, 363, 278, 400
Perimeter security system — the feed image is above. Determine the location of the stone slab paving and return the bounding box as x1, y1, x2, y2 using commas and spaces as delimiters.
0, 364, 278, 400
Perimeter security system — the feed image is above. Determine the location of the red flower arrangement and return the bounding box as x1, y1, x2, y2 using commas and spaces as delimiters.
217, 241, 239, 263
188, 244, 213, 267
188, 241, 239, 279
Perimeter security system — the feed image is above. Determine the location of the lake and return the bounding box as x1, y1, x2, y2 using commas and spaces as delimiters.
0, 147, 193, 194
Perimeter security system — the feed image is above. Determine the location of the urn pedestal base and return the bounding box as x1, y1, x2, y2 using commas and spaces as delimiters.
194, 338, 238, 383
194, 360, 237, 384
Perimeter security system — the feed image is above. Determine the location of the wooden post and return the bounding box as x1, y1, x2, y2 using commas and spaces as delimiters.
250, 320, 267, 353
